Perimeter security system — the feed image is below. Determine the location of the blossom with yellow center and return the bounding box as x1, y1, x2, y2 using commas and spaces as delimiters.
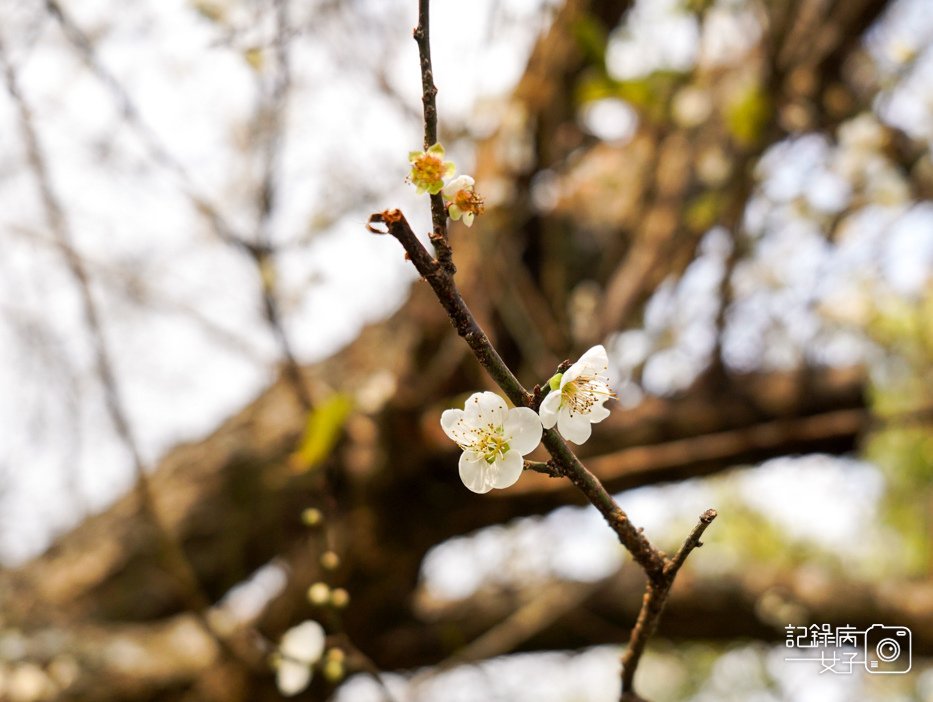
442, 175, 485, 227
408, 142, 455, 195
539, 345, 614, 444
441, 391, 542, 493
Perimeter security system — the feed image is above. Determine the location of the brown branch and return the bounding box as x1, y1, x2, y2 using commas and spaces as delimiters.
620, 509, 717, 699
368, 210, 531, 409
413, 0, 454, 275
382, 4, 715, 694
368, 210, 669, 577
368, 204, 716, 702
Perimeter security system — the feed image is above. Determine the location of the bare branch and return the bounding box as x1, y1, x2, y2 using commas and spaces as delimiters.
413, 0, 454, 275
620, 509, 717, 699
368, 209, 668, 577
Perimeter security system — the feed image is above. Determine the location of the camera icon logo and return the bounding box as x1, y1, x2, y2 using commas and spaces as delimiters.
864, 624, 911, 674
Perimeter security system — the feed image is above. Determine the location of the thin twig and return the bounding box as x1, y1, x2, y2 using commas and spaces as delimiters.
413, 0, 455, 275
522, 459, 561, 477
368, 210, 665, 577
620, 509, 717, 699
377, 6, 717, 697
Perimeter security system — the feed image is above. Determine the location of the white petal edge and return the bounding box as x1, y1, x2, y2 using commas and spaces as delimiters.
504, 407, 543, 454
561, 359, 584, 386
538, 391, 562, 429
440, 408, 467, 443
578, 344, 608, 369
558, 409, 593, 445
588, 403, 611, 424
492, 450, 524, 489
459, 452, 493, 494
277, 661, 312, 697
443, 175, 474, 197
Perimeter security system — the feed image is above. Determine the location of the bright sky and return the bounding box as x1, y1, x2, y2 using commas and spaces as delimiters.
0, 0, 556, 562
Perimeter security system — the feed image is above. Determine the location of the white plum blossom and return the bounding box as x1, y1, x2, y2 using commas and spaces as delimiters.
441, 175, 485, 227
276, 620, 326, 696
441, 391, 542, 493
539, 345, 613, 444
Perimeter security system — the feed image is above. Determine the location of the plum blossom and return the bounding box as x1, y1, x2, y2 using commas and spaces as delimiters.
276, 620, 326, 696
442, 175, 485, 226
539, 345, 613, 444
441, 391, 542, 493
408, 142, 455, 195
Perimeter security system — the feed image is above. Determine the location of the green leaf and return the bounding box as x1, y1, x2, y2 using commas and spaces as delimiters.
290, 394, 354, 473
725, 83, 771, 148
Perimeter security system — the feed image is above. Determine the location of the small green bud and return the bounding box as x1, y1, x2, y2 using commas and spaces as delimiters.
320, 551, 340, 571
323, 658, 345, 683
330, 588, 350, 609
547, 373, 563, 391
301, 508, 324, 526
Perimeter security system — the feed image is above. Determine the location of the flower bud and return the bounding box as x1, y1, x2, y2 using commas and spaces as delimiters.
330, 588, 350, 609
301, 508, 323, 527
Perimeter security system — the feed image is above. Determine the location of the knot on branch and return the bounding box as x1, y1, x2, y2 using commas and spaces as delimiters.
367, 209, 404, 235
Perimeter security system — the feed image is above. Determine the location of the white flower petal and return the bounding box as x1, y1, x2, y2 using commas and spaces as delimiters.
277, 660, 312, 697
443, 175, 474, 197
504, 407, 543, 455
440, 409, 468, 444
578, 344, 608, 371
464, 391, 507, 427
538, 391, 562, 429
462, 448, 483, 465
561, 360, 584, 386
459, 452, 493, 494
588, 402, 611, 423
280, 620, 326, 663
558, 409, 593, 445
491, 450, 524, 489
462, 212, 474, 227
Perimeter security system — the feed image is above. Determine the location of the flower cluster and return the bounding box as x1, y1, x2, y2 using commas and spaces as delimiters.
440, 346, 615, 492
408, 143, 485, 227
441, 391, 541, 494
539, 344, 613, 445
442, 175, 485, 227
